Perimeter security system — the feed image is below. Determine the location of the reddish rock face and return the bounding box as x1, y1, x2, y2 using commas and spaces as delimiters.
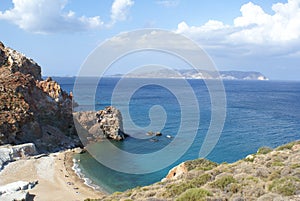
0, 42, 79, 152
165, 162, 188, 180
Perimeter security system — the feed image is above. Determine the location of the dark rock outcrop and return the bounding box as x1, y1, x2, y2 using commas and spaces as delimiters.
0, 41, 79, 152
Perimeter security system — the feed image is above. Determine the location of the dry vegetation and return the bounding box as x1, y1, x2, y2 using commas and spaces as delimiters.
88, 140, 300, 201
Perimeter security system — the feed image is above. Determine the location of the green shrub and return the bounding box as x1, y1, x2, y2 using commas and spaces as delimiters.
176, 188, 212, 201
246, 176, 259, 183
165, 182, 194, 197
272, 161, 284, 166
257, 147, 273, 154
276, 141, 300, 151
164, 174, 211, 197
112, 191, 122, 196
211, 175, 237, 190
268, 170, 281, 180
185, 158, 218, 171
142, 187, 149, 191
269, 177, 299, 196
190, 174, 211, 187
291, 163, 300, 169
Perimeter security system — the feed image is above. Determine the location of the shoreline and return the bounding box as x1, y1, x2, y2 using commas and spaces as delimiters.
0, 148, 105, 200
71, 151, 111, 194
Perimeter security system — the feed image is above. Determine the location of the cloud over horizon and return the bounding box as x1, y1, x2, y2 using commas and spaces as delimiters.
176, 0, 300, 57
0, 0, 134, 33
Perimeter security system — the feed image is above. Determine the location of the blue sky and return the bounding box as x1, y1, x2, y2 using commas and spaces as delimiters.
0, 0, 299, 80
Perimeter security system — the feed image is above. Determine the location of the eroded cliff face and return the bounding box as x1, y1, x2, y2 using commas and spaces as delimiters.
0, 41, 79, 152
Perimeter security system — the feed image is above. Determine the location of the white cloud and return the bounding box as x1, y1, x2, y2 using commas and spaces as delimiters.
0, 0, 104, 33
0, 0, 135, 33
110, 0, 134, 24
176, 0, 300, 55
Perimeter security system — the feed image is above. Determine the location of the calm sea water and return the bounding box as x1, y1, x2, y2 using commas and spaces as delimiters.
56, 77, 300, 193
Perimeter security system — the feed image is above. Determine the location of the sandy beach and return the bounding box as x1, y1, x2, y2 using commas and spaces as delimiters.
0, 149, 105, 201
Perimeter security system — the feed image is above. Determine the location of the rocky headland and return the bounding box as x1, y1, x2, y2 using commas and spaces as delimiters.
0, 41, 80, 152
0, 41, 107, 200
0, 41, 127, 200
100, 141, 300, 201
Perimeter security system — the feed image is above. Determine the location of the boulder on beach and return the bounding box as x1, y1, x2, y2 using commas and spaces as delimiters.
0, 143, 37, 170
0, 180, 38, 201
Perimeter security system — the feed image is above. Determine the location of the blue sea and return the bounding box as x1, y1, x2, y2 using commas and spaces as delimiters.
55, 77, 300, 193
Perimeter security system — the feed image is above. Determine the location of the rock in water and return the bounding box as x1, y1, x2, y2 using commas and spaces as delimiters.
74, 106, 126, 142
96, 106, 125, 141
0, 41, 79, 152
155, 132, 162, 136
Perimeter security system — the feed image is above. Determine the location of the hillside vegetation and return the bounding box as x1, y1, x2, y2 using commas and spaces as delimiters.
93, 141, 300, 201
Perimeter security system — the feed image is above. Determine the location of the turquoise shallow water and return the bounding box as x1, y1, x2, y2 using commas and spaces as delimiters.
57, 77, 300, 193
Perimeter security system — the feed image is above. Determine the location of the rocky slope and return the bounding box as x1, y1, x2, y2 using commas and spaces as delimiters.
100, 141, 300, 201
0, 41, 79, 152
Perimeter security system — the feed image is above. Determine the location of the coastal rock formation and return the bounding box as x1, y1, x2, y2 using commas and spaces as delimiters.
0, 180, 37, 201
163, 162, 188, 181
101, 141, 300, 201
0, 143, 37, 170
96, 106, 125, 141
36, 77, 70, 102
73, 106, 126, 142
73, 111, 105, 142
0, 41, 79, 152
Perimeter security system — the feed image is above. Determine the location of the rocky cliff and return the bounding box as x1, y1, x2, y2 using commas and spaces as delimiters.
101, 141, 300, 201
0, 41, 79, 152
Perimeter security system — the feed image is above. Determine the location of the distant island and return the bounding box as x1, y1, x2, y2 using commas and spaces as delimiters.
111, 69, 269, 80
